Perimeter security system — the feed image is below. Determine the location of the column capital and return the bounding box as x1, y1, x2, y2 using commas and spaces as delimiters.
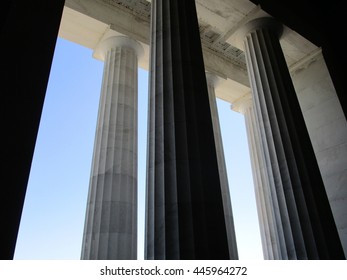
93, 35, 144, 61
242, 17, 282, 37
231, 93, 252, 114
205, 72, 225, 89
231, 17, 283, 50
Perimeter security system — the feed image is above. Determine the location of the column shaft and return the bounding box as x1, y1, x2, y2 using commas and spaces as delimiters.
206, 73, 238, 259
81, 36, 142, 260
145, 0, 232, 260
241, 18, 345, 259
234, 97, 286, 259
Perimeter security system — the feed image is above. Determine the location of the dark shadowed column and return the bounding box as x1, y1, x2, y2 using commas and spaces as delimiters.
238, 17, 345, 259
145, 0, 235, 260
1, 0, 64, 260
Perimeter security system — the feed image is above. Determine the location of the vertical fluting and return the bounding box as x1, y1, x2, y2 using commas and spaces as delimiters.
205, 73, 238, 259
145, 0, 233, 260
234, 97, 286, 259
240, 17, 345, 259
81, 36, 143, 260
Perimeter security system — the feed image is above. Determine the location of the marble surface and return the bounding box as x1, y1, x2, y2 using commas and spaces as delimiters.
81, 36, 142, 259
292, 54, 347, 256
241, 18, 345, 259
145, 0, 234, 260
206, 72, 239, 259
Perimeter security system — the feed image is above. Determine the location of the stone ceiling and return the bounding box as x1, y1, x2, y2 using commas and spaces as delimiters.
98, 0, 248, 68
61, 0, 320, 104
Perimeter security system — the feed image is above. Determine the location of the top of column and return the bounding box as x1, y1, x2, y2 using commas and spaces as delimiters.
93, 35, 144, 61
231, 93, 253, 115
232, 17, 283, 50
205, 71, 225, 89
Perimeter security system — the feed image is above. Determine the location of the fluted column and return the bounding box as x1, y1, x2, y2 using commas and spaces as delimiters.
145, 0, 232, 260
233, 96, 285, 259
205, 72, 238, 259
237, 17, 345, 259
81, 36, 143, 260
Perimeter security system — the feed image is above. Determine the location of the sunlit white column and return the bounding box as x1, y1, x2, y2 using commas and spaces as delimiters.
205, 72, 238, 259
81, 36, 143, 260
232, 95, 285, 259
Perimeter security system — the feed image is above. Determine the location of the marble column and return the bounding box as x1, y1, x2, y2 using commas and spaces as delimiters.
145, 0, 232, 259
237, 17, 345, 259
233, 96, 285, 259
205, 73, 238, 259
81, 36, 143, 260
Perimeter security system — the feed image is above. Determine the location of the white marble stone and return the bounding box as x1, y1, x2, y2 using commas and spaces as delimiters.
232, 95, 286, 259
206, 72, 238, 259
237, 17, 345, 259
81, 36, 143, 260
292, 54, 347, 255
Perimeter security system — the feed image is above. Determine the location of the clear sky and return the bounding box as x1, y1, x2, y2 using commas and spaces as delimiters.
14, 37, 263, 260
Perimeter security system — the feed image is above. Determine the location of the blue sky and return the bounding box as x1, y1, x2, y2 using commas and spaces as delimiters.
14, 37, 262, 260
